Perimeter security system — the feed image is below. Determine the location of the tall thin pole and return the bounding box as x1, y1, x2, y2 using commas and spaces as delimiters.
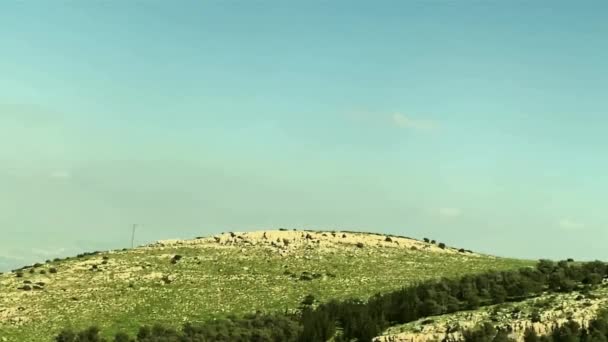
131, 224, 138, 249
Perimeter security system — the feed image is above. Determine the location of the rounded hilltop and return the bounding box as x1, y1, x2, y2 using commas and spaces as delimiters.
146, 229, 477, 257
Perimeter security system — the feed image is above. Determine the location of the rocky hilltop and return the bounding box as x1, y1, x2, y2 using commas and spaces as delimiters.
148, 230, 479, 257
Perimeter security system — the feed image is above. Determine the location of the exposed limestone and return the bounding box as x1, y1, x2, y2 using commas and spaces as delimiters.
147, 230, 476, 257
375, 289, 608, 342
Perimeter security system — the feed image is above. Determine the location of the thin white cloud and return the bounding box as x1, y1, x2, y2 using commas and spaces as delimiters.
438, 207, 462, 217
392, 113, 437, 130
50, 170, 72, 180
558, 219, 584, 231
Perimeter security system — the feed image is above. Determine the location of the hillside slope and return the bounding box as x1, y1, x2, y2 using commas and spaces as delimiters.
376, 286, 608, 342
0, 230, 532, 341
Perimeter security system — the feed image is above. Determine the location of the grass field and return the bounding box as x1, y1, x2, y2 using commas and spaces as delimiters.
0, 230, 534, 341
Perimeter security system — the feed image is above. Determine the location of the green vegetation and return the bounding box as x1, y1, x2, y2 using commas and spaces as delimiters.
380, 286, 608, 340
0, 230, 532, 341
296, 259, 607, 341
51, 259, 608, 342
459, 308, 608, 342
52, 259, 608, 342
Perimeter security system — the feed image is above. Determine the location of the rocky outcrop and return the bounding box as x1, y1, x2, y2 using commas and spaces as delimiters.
146, 230, 475, 257
375, 290, 608, 342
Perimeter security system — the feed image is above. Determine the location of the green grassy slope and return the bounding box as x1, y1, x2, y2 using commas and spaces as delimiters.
0, 230, 533, 341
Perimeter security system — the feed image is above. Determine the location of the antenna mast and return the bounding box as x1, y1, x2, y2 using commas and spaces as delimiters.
131, 224, 138, 249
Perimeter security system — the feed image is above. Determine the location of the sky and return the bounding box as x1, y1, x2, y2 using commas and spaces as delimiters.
1, 1, 608, 271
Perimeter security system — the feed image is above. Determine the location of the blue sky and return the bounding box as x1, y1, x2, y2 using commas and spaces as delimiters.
1, 1, 608, 271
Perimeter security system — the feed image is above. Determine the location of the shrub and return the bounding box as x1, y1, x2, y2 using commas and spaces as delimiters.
16, 271, 24, 278
301, 294, 315, 306
385, 236, 393, 242
49, 268, 58, 274
438, 242, 446, 249
102, 256, 110, 260
459, 248, 466, 253
20, 285, 32, 291
423, 238, 430, 243
114, 332, 131, 342
299, 273, 314, 281
430, 240, 436, 244
356, 242, 364, 248
29, 269, 35, 274
55, 329, 77, 342
40, 270, 47, 275
523, 327, 539, 342
171, 255, 183, 264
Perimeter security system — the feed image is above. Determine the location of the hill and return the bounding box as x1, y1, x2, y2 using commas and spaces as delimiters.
0, 230, 532, 341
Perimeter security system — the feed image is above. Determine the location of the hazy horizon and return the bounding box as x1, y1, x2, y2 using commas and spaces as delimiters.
2, 1, 608, 272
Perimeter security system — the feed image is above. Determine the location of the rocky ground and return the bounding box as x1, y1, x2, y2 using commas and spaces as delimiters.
375, 285, 608, 342
0, 230, 531, 341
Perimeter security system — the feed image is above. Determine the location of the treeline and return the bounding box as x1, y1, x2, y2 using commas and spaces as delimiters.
298, 259, 607, 341
461, 309, 608, 342
55, 260, 608, 342
56, 313, 301, 342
